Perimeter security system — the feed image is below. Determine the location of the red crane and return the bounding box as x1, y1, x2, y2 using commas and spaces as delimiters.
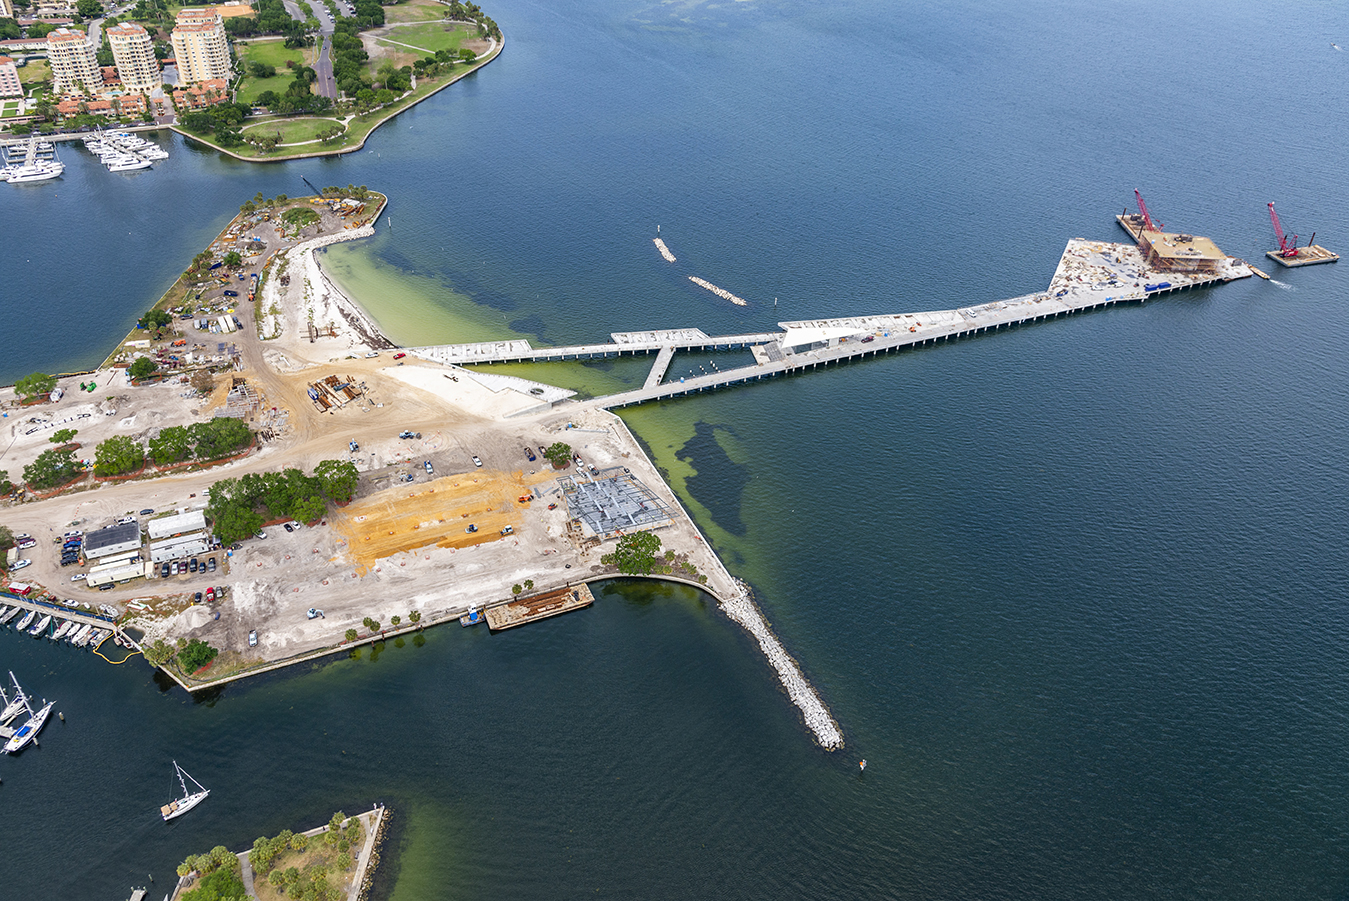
1268, 202, 1300, 258
1134, 189, 1163, 232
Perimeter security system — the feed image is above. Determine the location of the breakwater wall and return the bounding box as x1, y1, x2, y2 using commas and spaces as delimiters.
721, 579, 844, 749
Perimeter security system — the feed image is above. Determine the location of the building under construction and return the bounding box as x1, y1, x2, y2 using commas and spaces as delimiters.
1117, 190, 1227, 275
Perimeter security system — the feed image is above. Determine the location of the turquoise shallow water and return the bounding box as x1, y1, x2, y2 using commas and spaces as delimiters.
6, 0, 1349, 897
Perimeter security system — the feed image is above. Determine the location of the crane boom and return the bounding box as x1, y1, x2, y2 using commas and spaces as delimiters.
1134, 189, 1163, 232
1268, 202, 1299, 258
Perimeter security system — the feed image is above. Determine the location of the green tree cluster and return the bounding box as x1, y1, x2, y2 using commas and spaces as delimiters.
138, 308, 173, 330
93, 435, 145, 476
177, 638, 219, 672
129, 356, 158, 380
23, 448, 81, 490
543, 441, 572, 468
50, 427, 78, 446
602, 531, 663, 575
14, 371, 56, 399
205, 461, 348, 543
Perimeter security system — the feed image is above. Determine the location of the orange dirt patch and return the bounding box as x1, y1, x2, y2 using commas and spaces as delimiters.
329, 469, 551, 570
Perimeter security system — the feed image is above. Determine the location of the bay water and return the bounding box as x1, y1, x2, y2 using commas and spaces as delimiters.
4, 0, 1349, 897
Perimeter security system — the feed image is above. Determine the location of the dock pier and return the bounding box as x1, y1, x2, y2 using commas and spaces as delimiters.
408, 237, 1254, 412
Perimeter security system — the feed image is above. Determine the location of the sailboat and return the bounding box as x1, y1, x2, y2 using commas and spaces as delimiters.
3, 672, 29, 723
161, 761, 209, 821
4, 695, 53, 753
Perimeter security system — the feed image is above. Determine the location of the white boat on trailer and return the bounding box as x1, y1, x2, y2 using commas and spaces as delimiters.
161, 761, 209, 821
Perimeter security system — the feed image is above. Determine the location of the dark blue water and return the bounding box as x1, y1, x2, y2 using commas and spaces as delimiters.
6, 0, 1349, 897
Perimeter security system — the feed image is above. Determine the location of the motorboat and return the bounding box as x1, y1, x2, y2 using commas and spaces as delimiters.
107, 157, 152, 172
7, 162, 64, 183
161, 761, 209, 821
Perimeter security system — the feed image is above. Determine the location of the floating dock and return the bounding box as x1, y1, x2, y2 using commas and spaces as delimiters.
484, 583, 594, 631
1266, 245, 1339, 267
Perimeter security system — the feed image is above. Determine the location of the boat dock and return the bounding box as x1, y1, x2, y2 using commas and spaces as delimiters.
0, 591, 133, 651
484, 583, 595, 631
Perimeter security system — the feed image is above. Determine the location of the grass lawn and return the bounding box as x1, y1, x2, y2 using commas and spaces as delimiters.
0, 100, 21, 118
18, 59, 51, 85
235, 40, 313, 105
383, 0, 450, 24
242, 116, 344, 144
375, 21, 470, 55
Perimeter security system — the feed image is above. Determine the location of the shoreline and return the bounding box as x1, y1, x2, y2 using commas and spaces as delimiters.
171, 36, 503, 164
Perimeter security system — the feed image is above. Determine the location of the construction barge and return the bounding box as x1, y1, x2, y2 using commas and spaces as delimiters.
484, 583, 595, 631
1266, 202, 1338, 268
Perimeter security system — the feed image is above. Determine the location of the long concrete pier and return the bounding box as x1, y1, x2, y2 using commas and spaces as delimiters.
410, 238, 1253, 411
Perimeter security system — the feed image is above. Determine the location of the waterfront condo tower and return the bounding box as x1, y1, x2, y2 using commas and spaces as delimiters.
106, 22, 162, 95
171, 10, 231, 86
46, 27, 101, 95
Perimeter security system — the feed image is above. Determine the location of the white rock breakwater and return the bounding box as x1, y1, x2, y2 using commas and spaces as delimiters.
688, 276, 748, 306
653, 237, 677, 262
721, 579, 844, 750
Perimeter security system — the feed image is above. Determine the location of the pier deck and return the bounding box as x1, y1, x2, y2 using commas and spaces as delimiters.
484, 583, 594, 631
570, 238, 1250, 410
409, 329, 780, 367
644, 345, 677, 388
1, 592, 131, 648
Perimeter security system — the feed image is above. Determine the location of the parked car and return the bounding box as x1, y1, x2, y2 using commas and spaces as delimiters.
255, 530, 266, 540
189, 558, 198, 573
248, 630, 258, 647
139, 508, 154, 515
194, 591, 202, 604
524, 446, 536, 461
398, 430, 421, 439
205, 587, 215, 603
466, 524, 477, 533
472, 455, 483, 468
393, 352, 406, 359
501, 525, 514, 535
207, 557, 217, 572
424, 461, 433, 474
72, 573, 86, 582
161, 563, 171, 578
11, 559, 31, 570
223, 290, 239, 297
171, 561, 179, 575
306, 608, 324, 619
283, 522, 294, 533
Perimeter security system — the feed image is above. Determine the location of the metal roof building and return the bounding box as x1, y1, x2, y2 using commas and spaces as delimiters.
148, 510, 208, 540
83, 521, 143, 560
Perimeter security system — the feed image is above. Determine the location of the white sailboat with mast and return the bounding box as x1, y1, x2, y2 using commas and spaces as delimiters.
161, 761, 209, 821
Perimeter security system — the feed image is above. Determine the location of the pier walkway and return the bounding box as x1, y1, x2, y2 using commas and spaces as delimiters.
408, 328, 780, 367
644, 345, 677, 389
408, 238, 1252, 413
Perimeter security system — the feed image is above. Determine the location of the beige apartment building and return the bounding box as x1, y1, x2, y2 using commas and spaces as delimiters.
106, 22, 161, 94
171, 10, 231, 85
47, 27, 101, 94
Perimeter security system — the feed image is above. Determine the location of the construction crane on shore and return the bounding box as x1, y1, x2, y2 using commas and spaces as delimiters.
1268, 202, 1302, 258
1134, 189, 1163, 232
